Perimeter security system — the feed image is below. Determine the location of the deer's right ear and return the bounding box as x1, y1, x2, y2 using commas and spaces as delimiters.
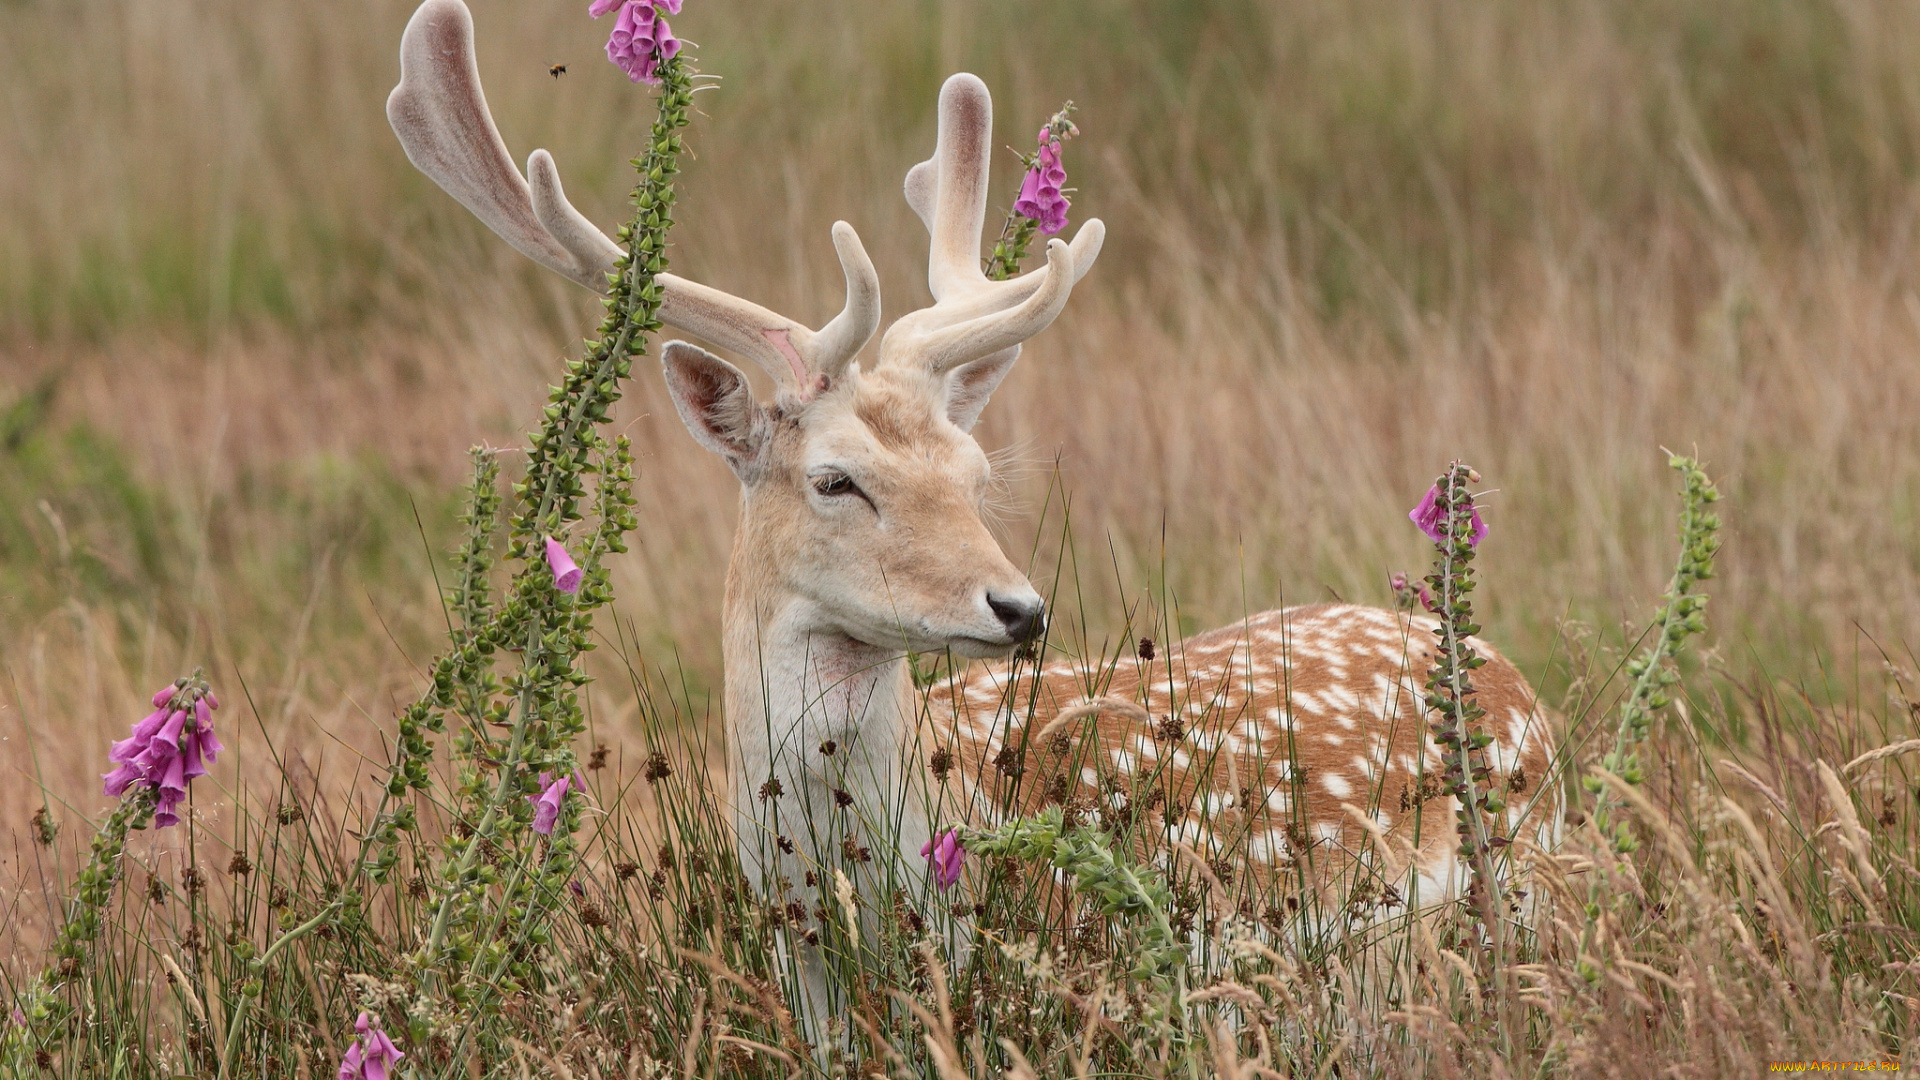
662, 341, 766, 472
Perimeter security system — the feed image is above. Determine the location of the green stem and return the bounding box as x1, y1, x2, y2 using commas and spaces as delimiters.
414, 51, 693, 1002
215, 899, 343, 1080
1588, 455, 1721, 850
1418, 463, 1511, 1057
984, 214, 1039, 281
5, 785, 155, 1069
1575, 456, 1719, 988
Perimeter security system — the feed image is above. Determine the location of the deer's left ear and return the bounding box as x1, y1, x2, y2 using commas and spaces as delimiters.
943, 346, 1021, 432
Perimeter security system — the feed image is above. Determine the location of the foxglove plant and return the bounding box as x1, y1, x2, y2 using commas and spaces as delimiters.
591, 0, 683, 85
985, 102, 1077, 281
1410, 482, 1487, 547
1412, 466, 1510, 962
6, 673, 215, 1070
1013, 128, 1072, 234
337, 1012, 405, 1080
543, 536, 584, 594
357, 2, 691, 1031
102, 676, 223, 828
352, 0, 685, 904
1390, 570, 1433, 613
527, 772, 572, 835
1587, 455, 1721, 851
1572, 456, 1723, 992
920, 829, 964, 890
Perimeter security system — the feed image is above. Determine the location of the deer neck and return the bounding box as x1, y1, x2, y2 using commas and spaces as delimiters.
720, 521, 918, 846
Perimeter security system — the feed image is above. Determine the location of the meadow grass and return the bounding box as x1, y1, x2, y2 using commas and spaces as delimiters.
4, 462, 1918, 1076
2, 0, 1920, 1075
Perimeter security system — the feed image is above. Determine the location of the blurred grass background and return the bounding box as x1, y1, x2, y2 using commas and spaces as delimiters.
1, 0, 1918, 846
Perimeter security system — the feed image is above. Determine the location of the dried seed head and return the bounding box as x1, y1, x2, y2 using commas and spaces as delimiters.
182, 865, 206, 896
819, 739, 838, 757
993, 747, 1025, 778
656, 844, 675, 871
227, 852, 252, 876
615, 861, 639, 881
276, 801, 304, 825
1042, 772, 1071, 806
832, 788, 854, 809
759, 777, 785, 802
1137, 637, 1155, 661
588, 743, 610, 771
928, 747, 954, 780
642, 752, 672, 783
30, 805, 58, 847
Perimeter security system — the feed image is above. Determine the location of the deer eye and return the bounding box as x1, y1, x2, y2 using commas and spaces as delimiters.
811, 470, 859, 498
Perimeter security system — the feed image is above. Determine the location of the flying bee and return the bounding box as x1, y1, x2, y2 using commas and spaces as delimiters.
549, 63, 567, 78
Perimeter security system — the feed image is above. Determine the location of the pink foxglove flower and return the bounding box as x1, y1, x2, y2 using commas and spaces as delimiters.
338, 1012, 404, 1080
544, 536, 584, 594
920, 829, 964, 890
593, 0, 682, 85
1014, 127, 1073, 235
528, 772, 571, 835
1409, 483, 1486, 548
102, 682, 222, 828
1389, 571, 1435, 613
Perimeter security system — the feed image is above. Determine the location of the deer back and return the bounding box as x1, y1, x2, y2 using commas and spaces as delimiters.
923, 603, 1558, 906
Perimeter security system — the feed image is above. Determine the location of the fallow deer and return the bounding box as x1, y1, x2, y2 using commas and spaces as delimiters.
389, 0, 1559, 996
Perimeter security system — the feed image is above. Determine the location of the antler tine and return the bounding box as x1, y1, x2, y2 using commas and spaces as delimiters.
914, 238, 1075, 374
527, 149, 625, 277
389, 0, 880, 393
389, 0, 610, 290
881, 73, 1103, 375
652, 225, 877, 394
805, 222, 883, 383
920, 74, 996, 303
905, 133, 1104, 319
904, 219, 1106, 328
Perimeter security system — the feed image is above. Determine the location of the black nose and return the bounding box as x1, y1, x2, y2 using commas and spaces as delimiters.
987, 592, 1046, 643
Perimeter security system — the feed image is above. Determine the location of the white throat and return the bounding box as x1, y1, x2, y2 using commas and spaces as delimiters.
721, 582, 926, 884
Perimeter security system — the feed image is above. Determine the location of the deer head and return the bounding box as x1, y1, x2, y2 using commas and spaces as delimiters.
389, 0, 1104, 663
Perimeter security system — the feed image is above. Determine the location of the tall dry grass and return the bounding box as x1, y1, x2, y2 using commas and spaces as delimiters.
2, 0, 1918, 899
5, 3, 1920, 1075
